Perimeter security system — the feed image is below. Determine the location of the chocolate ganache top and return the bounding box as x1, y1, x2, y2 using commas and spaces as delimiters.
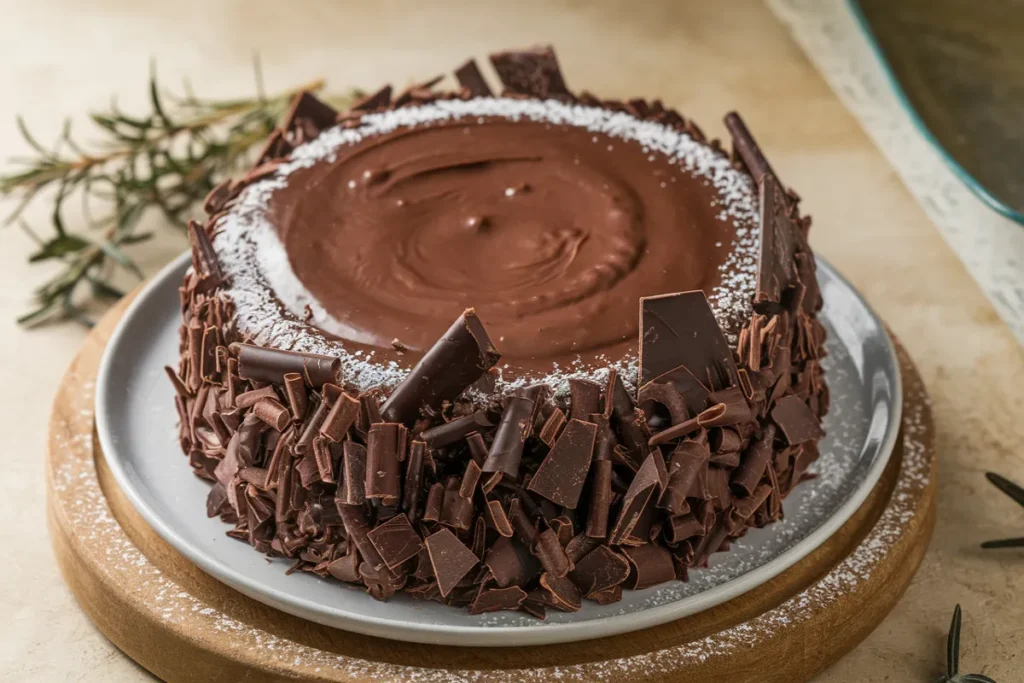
213, 98, 760, 393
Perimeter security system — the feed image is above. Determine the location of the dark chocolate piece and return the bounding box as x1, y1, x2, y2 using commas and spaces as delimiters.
454, 59, 493, 97
419, 409, 497, 449
485, 536, 539, 588
724, 111, 775, 184
527, 418, 597, 509
609, 453, 662, 545
487, 498, 514, 538
403, 440, 426, 519
482, 395, 535, 479
234, 385, 279, 410
732, 425, 776, 497
469, 586, 527, 615
341, 441, 367, 505
489, 45, 571, 99
756, 173, 798, 307
424, 528, 479, 598
537, 407, 567, 447
338, 503, 385, 571
533, 527, 573, 578
623, 543, 676, 590
771, 395, 824, 445
571, 545, 630, 596
187, 220, 224, 283
365, 423, 406, 504
252, 398, 289, 431
640, 291, 738, 391
350, 85, 393, 112
320, 392, 360, 442
568, 379, 602, 422
381, 309, 500, 425
282, 91, 339, 136
232, 343, 340, 387
537, 572, 581, 612
367, 513, 424, 570
282, 372, 308, 421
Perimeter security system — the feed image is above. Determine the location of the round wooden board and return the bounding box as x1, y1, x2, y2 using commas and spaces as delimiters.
46, 292, 937, 683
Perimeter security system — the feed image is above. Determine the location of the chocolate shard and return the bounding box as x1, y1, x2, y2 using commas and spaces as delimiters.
340, 441, 367, 505
350, 85, 393, 112
586, 459, 613, 539
623, 543, 676, 590
367, 513, 424, 570
570, 545, 630, 596
732, 425, 776, 497
469, 585, 527, 615
527, 419, 598, 509
419, 409, 497, 449
402, 440, 426, 520
489, 45, 571, 99
327, 552, 361, 584
770, 395, 824, 445
568, 379, 602, 422
485, 535, 539, 588
232, 343, 341, 387
187, 220, 224, 284
454, 59, 493, 97
282, 91, 339, 137
320, 392, 360, 442
365, 422, 406, 504
645, 365, 711, 418
482, 395, 535, 479
338, 504, 386, 571
609, 453, 662, 545
756, 173, 799, 307
640, 291, 738, 392
424, 528, 480, 598
723, 111, 776, 184
252, 128, 293, 167
381, 309, 501, 425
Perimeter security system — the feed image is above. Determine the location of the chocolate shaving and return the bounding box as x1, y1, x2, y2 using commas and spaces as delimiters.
588, 585, 622, 605
485, 536, 538, 587
424, 528, 479, 598
527, 418, 597, 509
454, 59, 493, 97
419, 409, 497, 449
537, 407, 567, 447
570, 545, 630, 596
537, 572, 581, 612
282, 372, 308, 421
487, 498, 514, 538
640, 291, 738, 391
338, 504, 385, 571
381, 309, 500, 425
320, 392, 360, 442
732, 425, 776, 497
253, 398, 290, 431
533, 527, 573, 578
586, 459, 613, 539
469, 585, 527, 615
402, 440, 426, 519
466, 431, 489, 466
365, 423, 406, 504
327, 552, 361, 583
423, 482, 444, 523
367, 513, 423, 570
187, 220, 224, 284
234, 385, 278, 410
482, 395, 535, 480
770, 395, 824, 445
623, 543, 676, 590
488, 45, 571, 99
232, 343, 340, 387
341, 441, 367, 505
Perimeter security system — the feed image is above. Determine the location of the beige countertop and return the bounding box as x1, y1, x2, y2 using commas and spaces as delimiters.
1, 1, 1020, 680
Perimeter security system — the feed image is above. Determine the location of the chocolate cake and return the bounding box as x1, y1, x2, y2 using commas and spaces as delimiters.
172, 46, 828, 617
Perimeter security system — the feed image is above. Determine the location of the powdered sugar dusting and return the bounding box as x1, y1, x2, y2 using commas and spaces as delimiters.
212, 98, 760, 395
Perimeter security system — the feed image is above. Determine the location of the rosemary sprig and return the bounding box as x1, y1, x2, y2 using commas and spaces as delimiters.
1, 64, 358, 327
938, 605, 996, 683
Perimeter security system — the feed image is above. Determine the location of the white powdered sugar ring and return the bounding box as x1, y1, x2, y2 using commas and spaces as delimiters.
50, 306, 935, 681
212, 98, 761, 396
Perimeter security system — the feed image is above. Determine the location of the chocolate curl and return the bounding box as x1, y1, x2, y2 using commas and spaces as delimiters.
665, 513, 706, 544
623, 544, 676, 590
707, 467, 734, 511
311, 436, 335, 484
660, 439, 710, 515
692, 517, 730, 568
638, 381, 690, 426
487, 499, 514, 538
470, 586, 527, 615
568, 379, 602, 422
338, 504, 386, 571
756, 174, 799, 307
232, 343, 341, 387
265, 426, 295, 491
422, 482, 444, 523
419, 409, 497, 449
698, 387, 752, 427
295, 395, 330, 455
537, 572, 581, 612
732, 425, 776, 497
403, 440, 426, 520
508, 497, 537, 546
486, 537, 537, 588
359, 390, 384, 427
282, 373, 308, 421
537, 406, 567, 447
253, 398, 290, 431
442, 467, 476, 531
565, 533, 601, 565
488, 45, 571, 99
648, 416, 702, 447
459, 460, 483, 499
728, 484, 773, 533
586, 461, 613, 539
381, 309, 501, 425
609, 453, 661, 545
710, 427, 742, 455
235, 385, 278, 410
466, 432, 489, 466
723, 112, 776, 184
455, 59, 492, 97
471, 515, 488, 560
534, 528, 573, 578
320, 392, 360, 442
482, 395, 535, 480
770, 395, 825, 445
187, 220, 224, 284
365, 423, 406, 505
609, 373, 650, 467
340, 441, 367, 505
527, 419, 598, 509
199, 327, 218, 382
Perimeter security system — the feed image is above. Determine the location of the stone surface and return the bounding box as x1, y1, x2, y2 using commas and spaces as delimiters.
0, 0, 1020, 680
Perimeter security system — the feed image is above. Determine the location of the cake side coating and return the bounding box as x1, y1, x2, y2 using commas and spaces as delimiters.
172, 47, 828, 616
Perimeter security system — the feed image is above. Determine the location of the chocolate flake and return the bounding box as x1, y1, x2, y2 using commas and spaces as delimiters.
367, 513, 424, 570
187, 220, 224, 284
527, 418, 597, 509
771, 395, 824, 445
537, 407, 567, 447
571, 545, 630, 596
424, 528, 479, 598
282, 91, 339, 137
350, 85, 393, 112
381, 309, 500, 425
455, 59, 493, 97
623, 543, 676, 590
489, 45, 571, 99
469, 585, 527, 615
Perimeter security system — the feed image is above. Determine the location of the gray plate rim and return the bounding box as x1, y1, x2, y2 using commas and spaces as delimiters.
95, 251, 902, 647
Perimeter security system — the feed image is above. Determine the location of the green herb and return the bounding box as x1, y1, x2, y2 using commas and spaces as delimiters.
0, 63, 358, 327
981, 472, 1024, 549
938, 605, 996, 683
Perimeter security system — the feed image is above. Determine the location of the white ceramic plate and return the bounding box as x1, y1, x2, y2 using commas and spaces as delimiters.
95, 252, 901, 647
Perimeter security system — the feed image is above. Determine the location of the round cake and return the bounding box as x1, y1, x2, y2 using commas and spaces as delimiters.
173, 46, 829, 616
